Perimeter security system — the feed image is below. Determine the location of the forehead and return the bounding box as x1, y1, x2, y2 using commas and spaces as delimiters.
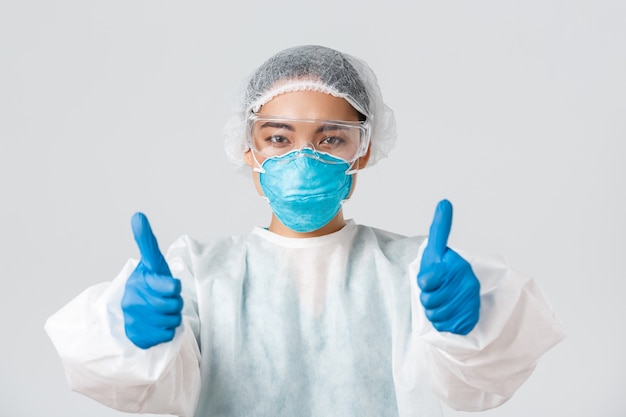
256, 90, 360, 122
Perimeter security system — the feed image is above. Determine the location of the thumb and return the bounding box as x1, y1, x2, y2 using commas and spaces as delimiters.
131, 212, 171, 276
425, 199, 453, 260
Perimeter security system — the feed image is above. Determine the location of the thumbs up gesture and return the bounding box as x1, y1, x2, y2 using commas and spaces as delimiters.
121, 213, 183, 349
417, 200, 480, 335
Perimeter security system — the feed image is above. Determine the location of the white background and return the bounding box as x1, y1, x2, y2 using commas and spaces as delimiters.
1, 1, 624, 416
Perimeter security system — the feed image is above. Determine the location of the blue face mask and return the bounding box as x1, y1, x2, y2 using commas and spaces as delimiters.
256, 149, 354, 233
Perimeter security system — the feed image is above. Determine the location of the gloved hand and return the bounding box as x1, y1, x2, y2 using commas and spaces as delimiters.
417, 200, 480, 335
121, 212, 183, 349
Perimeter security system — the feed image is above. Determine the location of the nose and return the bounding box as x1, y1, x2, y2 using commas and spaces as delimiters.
299, 143, 316, 152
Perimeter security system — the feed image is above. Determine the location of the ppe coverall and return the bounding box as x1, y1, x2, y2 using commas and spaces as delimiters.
45, 220, 565, 417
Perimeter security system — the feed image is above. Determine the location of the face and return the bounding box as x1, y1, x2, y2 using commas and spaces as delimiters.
243, 90, 371, 237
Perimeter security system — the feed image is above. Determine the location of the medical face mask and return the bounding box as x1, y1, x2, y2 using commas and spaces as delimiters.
255, 148, 355, 233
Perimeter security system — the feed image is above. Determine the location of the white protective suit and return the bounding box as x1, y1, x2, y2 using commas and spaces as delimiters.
45, 220, 565, 417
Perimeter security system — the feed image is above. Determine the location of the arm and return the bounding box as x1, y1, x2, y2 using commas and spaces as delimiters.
411, 249, 565, 410
44, 214, 202, 416
412, 200, 565, 410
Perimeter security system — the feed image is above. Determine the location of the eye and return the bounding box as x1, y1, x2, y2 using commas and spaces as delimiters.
320, 136, 346, 147
265, 135, 291, 146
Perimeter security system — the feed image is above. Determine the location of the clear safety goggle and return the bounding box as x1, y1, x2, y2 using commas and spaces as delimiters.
247, 115, 371, 163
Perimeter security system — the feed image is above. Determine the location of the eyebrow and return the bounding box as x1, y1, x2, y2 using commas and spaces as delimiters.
317, 124, 353, 133
259, 121, 295, 131
259, 121, 354, 133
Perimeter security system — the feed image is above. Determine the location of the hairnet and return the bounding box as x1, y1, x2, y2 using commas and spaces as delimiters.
224, 45, 396, 168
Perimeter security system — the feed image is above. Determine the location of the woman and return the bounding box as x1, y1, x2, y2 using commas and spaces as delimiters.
45, 44, 565, 417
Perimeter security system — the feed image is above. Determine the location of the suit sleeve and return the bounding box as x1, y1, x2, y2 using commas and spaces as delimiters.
409, 241, 566, 411
44, 247, 202, 417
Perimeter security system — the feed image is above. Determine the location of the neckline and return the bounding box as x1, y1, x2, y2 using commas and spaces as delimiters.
252, 219, 357, 248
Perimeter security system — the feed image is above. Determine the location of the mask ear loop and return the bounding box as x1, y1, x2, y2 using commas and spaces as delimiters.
251, 149, 266, 174
345, 161, 360, 175
249, 149, 271, 204
345, 150, 366, 175
340, 158, 359, 207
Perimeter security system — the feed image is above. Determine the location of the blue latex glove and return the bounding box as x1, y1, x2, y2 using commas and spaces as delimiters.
121, 212, 183, 349
417, 200, 480, 335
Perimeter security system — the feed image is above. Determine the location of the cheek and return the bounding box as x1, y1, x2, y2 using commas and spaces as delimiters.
244, 150, 265, 196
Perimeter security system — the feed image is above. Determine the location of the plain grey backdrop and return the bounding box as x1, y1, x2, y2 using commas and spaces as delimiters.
1, 0, 624, 416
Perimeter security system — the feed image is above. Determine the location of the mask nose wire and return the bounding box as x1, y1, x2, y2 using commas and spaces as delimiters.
297, 143, 326, 160
251, 142, 320, 172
